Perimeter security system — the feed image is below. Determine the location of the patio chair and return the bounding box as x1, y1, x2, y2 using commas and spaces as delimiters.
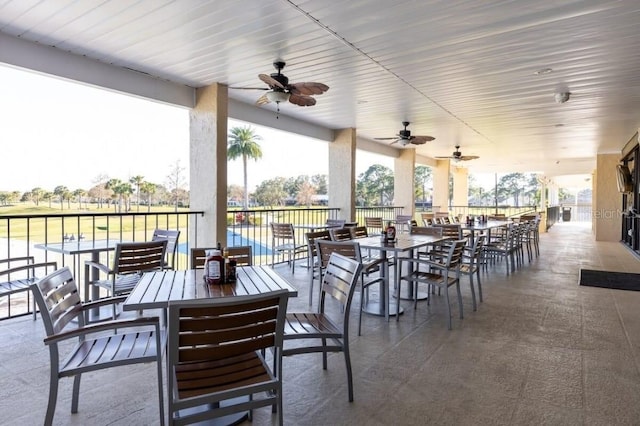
30, 267, 164, 426
315, 240, 384, 336
270, 223, 306, 273
398, 239, 467, 329
84, 240, 167, 317
282, 253, 363, 401
364, 217, 384, 235
167, 290, 289, 425
190, 247, 215, 269
305, 230, 332, 306
330, 227, 353, 241
325, 218, 346, 228
0, 257, 57, 319
152, 228, 181, 269
395, 214, 413, 233
226, 245, 253, 266
460, 235, 486, 311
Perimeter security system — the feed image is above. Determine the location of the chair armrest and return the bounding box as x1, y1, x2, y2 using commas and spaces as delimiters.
84, 260, 112, 276
0, 261, 58, 278
43, 315, 161, 345
400, 257, 448, 272
80, 295, 128, 310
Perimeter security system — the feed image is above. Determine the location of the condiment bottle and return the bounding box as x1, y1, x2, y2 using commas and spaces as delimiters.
385, 221, 396, 243
226, 259, 237, 282
204, 249, 225, 284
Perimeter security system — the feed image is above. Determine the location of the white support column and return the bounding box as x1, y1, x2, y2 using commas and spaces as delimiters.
432, 159, 450, 212
452, 166, 469, 208
329, 128, 356, 221
189, 83, 228, 248
394, 149, 416, 217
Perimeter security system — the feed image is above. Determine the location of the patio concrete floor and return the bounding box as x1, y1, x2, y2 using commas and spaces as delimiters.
1, 221, 640, 425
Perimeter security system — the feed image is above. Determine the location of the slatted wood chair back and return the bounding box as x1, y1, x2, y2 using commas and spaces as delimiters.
190, 247, 215, 270
364, 217, 383, 233
151, 229, 181, 269
350, 225, 369, 239
167, 290, 289, 425
271, 222, 296, 241
113, 240, 167, 275
330, 227, 353, 241
316, 240, 360, 269
319, 253, 363, 313
410, 226, 443, 237
434, 224, 463, 239
423, 218, 435, 226
226, 245, 253, 266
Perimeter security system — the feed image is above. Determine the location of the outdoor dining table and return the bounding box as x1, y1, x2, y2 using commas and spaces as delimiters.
123, 265, 296, 425
355, 233, 448, 321
460, 220, 510, 244
123, 265, 298, 313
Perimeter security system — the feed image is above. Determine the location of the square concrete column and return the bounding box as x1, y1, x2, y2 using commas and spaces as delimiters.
452, 166, 468, 208
394, 148, 416, 217
432, 159, 450, 212
189, 83, 228, 248
329, 128, 356, 221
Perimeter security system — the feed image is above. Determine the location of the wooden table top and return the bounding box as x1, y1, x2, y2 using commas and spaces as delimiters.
123, 265, 298, 311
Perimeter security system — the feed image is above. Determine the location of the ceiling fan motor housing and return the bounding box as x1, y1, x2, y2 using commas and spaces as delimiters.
399, 129, 411, 139
270, 73, 288, 87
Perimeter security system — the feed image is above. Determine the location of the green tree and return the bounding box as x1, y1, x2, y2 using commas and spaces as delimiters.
414, 166, 432, 207
31, 187, 44, 206
227, 126, 263, 209
311, 174, 328, 194
53, 185, 70, 210
140, 181, 157, 212
73, 188, 87, 209
254, 177, 287, 207
356, 164, 393, 206
130, 175, 145, 212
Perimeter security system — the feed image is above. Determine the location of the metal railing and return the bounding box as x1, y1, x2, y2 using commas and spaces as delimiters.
1, 206, 408, 319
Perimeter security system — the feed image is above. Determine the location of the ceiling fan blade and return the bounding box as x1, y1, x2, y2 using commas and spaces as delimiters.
389, 139, 400, 145
374, 137, 399, 140
288, 82, 329, 96
410, 135, 435, 144
259, 74, 285, 89
256, 93, 270, 106
289, 94, 316, 106
434, 156, 453, 159
460, 155, 480, 161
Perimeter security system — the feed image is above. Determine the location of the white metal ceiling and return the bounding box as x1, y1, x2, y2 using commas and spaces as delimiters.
2, 0, 640, 184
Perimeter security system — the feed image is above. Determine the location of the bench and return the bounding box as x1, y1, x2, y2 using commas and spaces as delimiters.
0, 257, 58, 319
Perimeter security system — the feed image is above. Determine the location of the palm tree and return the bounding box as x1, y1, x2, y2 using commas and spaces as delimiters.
140, 181, 157, 212
130, 175, 144, 212
227, 126, 263, 209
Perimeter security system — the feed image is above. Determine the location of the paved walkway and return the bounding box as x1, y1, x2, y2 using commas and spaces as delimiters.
2, 221, 640, 425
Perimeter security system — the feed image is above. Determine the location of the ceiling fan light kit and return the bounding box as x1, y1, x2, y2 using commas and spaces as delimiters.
265, 91, 290, 103
230, 61, 329, 118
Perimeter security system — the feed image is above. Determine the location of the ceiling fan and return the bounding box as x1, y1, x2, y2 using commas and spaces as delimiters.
374, 121, 435, 147
435, 145, 479, 161
230, 61, 329, 115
